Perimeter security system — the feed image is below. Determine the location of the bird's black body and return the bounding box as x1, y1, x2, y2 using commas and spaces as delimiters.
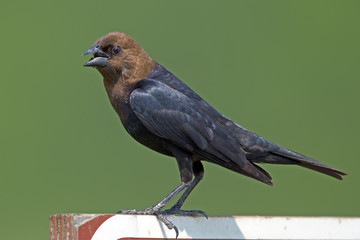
124, 63, 344, 184
82, 32, 346, 236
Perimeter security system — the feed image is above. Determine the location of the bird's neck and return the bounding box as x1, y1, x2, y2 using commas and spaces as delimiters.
102, 55, 155, 122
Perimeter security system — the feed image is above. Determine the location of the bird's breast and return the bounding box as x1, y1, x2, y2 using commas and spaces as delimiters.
121, 108, 174, 157
104, 80, 174, 157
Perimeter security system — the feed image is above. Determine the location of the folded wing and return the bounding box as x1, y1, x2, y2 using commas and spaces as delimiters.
129, 79, 273, 185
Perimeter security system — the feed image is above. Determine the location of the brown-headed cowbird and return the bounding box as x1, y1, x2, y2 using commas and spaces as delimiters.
82, 32, 346, 236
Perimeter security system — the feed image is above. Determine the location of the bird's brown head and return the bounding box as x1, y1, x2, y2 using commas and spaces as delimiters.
82, 32, 155, 83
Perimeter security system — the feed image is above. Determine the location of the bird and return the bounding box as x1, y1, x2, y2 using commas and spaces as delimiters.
82, 32, 346, 237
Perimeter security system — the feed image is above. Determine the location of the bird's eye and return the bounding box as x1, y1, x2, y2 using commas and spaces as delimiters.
112, 45, 121, 54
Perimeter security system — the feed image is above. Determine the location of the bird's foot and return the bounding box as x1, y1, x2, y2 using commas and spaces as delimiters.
161, 206, 208, 219
116, 208, 155, 215
155, 212, 179, 238
116, 208, 180, 238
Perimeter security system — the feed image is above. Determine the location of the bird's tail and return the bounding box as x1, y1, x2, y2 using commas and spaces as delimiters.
264, 147, 347, 180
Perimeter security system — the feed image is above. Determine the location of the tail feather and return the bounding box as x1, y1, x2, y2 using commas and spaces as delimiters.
270, 147, 347, 180
234, 161, 274, 186
297, 162, 345, 180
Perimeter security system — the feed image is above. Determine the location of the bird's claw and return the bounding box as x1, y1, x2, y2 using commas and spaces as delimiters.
116, 206, 160, 215
155, 213, 179, 238
116, 208, 180, 238
116, 209, 138, 214
162, 207, 208, 219
116, 208, 158, 215
116, 205, 207, 238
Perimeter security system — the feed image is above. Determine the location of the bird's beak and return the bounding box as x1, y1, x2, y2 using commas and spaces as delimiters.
82, 43, 110, 67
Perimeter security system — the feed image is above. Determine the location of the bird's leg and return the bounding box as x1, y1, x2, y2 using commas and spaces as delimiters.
117, 182, 190, 238
144, 181, 190, 212
117, 150, 200, 237
162, 161, 207, 217
117, 182, 189, 214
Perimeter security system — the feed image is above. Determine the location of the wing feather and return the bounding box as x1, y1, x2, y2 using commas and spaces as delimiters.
129, 79, 272, 185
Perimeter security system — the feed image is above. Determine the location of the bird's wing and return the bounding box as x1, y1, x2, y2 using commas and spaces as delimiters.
129, 79, 272, 185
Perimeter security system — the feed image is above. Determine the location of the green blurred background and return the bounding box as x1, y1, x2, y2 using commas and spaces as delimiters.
1, 0, 359, 239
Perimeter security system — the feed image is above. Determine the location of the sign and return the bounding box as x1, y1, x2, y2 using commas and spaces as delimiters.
49, 214, 360, 240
